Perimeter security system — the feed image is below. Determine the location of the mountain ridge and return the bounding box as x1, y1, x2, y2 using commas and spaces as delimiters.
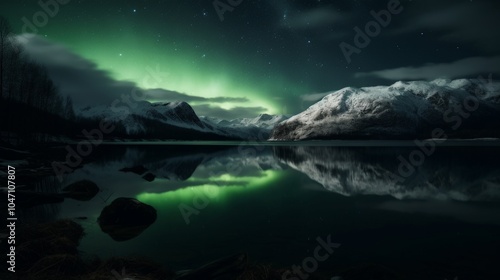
271, 78, 500, 140
78, 101, 287, 140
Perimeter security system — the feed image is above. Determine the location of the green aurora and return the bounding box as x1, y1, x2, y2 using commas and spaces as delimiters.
2, 2, 314, 116
62, 37, 288, 114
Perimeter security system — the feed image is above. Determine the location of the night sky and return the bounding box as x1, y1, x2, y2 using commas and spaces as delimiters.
2, 0, 500, 118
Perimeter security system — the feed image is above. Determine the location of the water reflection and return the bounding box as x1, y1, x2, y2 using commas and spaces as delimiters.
274, 145, 500, 201
104, 144, 500, 201
44, 143, 500, 278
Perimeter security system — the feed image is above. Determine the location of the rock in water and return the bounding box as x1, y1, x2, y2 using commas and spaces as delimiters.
142, 172, 156, 182
62, 180, 99, 201
120, 165, 148, 175
98, 197, 157, 241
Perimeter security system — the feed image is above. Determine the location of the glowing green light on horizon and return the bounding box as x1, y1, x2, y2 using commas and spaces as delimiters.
62, 39, 281, 115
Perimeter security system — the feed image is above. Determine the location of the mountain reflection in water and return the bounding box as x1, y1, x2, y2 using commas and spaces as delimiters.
33, 143, 500, 279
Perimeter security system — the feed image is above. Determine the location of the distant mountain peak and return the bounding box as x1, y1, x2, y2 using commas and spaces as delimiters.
257, 113, 273, 121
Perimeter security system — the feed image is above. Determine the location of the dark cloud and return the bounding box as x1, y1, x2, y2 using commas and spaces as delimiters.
271, 1, 353, 43
392, 1, 500, 52
355, 56, 500, 81
145, 89, 248, 103
16, 34, 131, 107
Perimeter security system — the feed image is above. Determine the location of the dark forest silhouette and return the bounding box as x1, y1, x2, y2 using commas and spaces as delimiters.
0, 16, 77, 145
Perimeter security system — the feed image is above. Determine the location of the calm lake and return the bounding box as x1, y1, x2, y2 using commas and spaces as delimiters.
22, 141, 500, 279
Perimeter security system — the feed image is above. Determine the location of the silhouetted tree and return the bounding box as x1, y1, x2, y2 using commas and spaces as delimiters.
63, 95, 75, 120
0, 15, 12, 101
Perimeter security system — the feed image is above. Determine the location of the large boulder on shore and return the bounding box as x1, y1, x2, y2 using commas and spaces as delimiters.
98, 197, 157, 241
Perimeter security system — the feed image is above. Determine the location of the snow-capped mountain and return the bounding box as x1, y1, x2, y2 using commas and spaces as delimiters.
202, 114, 288, 140
271, 79, 500, 140
78, 101, 239, 139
